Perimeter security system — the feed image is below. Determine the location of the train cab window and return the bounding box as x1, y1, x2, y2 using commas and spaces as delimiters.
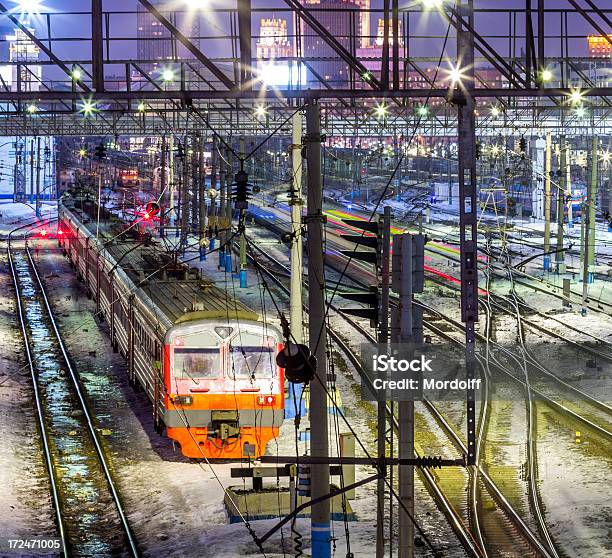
228, 332, 276, 380
173, 331, 220, 380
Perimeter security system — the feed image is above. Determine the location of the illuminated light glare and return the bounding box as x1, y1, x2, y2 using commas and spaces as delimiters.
187, 0, 207, 8
162, 69, 174, 82
491, 106, 500, 116
39, 229, 47, 236
138, 102, 146, 112
541, 69, 553, 82
418, 105, 428, 117
601, 151, 610, 164
362, 71, 372, 82
80, 100, 96, 116
447, 63, 465, 85
258, 63, 307, 87
17, 0, 42, 14
71, 68, 82, 81
570, 89, 583, 104
491, 145, 500, 156
143, 212, 151, 220
78, 148, 87, 156
422, 0, 444, 8
374, 103, 387, 119
575, 106, 586, 118
208, 188, 218, 198
254, 105, 266, 117
26, 104, 37, 114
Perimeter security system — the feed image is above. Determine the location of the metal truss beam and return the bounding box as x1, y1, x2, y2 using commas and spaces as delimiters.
566, 0, 612, 47
136, 0, 236, 90
0, 1, 90, 92
92, 0, 104, 92
1, 87, 609, 102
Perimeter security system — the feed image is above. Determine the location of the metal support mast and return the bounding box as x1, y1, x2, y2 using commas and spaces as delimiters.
305, 101, 331, 558
456, 0, 479, 466
160, 135, 167, 237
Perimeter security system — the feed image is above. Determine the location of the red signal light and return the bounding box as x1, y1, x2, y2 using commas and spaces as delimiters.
145, 201, 160, 218
57, 229, 64, 235
143, 212, 150, 220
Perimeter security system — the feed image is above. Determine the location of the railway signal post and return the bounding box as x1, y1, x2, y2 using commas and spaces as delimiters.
290, 110, 304, 345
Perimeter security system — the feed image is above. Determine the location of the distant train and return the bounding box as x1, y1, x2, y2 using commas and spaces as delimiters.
58, 199, 284, 459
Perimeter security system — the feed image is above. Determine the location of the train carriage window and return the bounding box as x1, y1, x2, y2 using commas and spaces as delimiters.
229, 332, 276, 380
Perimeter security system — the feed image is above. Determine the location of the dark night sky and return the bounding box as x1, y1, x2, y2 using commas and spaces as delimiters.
1, 1, 605, 64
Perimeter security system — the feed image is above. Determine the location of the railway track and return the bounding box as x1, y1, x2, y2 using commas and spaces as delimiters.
244, 238, 553, 558
8, 238, 139, 558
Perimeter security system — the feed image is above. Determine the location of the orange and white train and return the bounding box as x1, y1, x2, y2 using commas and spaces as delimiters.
58, 198, 284, 459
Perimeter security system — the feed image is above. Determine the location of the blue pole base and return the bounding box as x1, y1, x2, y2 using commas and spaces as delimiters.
239, 269, 247, 288
210, 239, 216, 250
219, 251, 225, 268
588, 272, 594, 284
543, 256, 551, 271
175, 227, 180, 238
225, 254, 232, 273
311, 523, 331, 558
568, 220, 574, 229
199, 246, 206, 261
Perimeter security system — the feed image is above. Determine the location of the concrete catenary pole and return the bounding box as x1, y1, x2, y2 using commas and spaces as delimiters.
376, 206, 391, 558
397, 232, 414, 558
239, 136, 247, 287
582, 136, 598, 298
290, 111, 304, 344
35, 136, 41, 217
543, 132, 552, 270
555, 135, 566, 274
306, 101, 331, 558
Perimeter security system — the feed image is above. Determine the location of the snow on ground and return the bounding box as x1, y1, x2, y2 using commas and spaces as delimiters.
0, 202, 56, 238
0, 251, 57, 555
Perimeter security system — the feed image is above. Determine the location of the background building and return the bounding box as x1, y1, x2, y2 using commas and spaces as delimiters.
136, 2, 200, 76
256, 18, 292, 60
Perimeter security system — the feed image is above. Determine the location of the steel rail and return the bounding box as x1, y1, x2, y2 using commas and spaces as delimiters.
11, 241, 140, 558
7, 227, 69, 558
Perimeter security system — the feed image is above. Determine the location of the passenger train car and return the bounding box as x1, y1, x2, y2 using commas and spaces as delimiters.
58, 198, 284, 459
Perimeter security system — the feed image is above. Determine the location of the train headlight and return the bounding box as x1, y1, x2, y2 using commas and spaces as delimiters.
257, 395, 276, 406
173, 395, 193, 406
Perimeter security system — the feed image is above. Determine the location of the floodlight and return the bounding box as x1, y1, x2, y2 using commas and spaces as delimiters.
570, 89, 583, 105
374, 103, 387, 119
541, 69, 553, 82
80, 99, 96, 116
162, 69, 174, 82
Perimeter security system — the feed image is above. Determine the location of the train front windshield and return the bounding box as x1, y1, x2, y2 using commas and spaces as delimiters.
174, 348, 220, 379
229, 332, 276, 380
